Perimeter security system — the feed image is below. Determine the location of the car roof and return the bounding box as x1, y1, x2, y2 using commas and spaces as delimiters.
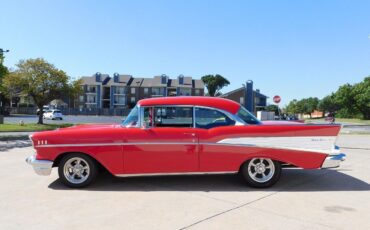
138, 96, 241, 114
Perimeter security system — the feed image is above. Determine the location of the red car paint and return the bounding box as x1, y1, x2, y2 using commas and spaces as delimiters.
31, 97, 341, 176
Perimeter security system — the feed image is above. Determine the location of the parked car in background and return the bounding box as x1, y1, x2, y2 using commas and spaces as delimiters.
26, 97, 345, 188
325, 112, 335, 123
36, 105, 50, 115
43, 109, 63, 120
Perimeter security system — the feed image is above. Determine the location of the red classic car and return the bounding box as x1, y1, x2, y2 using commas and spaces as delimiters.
26, 97, 345, 188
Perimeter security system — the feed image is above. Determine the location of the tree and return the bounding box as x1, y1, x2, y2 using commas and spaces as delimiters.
0, 52, 9, 115
285, 99, 299, 115
333, 83, 358, 118
295, 97, 319, 118
3, 58, 69, 124
67, 78, 83, 108
352, 77, 370, 119
318, 94, 339, 117
201, 74, 230, 96
265, 104, 279, 115
307, 97, 319, 117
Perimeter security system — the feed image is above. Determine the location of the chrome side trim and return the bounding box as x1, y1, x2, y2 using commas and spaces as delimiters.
321, 153, 346, 168
35, 140, 335, 154
25, 154, 53, 176
115, 171, 238, 177
36, 142, 197, 148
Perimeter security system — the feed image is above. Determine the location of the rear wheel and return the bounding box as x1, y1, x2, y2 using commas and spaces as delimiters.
58, 153, 98, 188
241, 158, 281, 188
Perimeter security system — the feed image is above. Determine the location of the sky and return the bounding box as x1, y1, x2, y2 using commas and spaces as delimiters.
1, 0, 369, 105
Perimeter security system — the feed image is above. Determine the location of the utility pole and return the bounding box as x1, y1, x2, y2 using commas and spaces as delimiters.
0, 48, 10, 124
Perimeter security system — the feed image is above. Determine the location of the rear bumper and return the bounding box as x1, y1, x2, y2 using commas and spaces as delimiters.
25, 154, 53, 176
321, 153, 346, 168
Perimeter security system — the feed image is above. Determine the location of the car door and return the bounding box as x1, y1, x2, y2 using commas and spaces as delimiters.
194, 107, 240, 172
123, 106, 199, 174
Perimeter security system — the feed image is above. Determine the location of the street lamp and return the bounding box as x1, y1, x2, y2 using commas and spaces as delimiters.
0, 48, 10, 123
0, 48, 10, 62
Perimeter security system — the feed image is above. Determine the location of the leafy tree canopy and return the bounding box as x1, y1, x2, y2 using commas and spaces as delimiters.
3, 58, 69, 124
201, 74, 230, 96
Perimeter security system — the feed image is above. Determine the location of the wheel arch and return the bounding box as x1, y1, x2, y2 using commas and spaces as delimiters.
52, 152, 109, 173
238, 157, 288, 173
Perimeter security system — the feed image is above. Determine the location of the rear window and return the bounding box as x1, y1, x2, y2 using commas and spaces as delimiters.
195, 107, 235, 129
236, 106, 260, 125
53, 110, 61, 113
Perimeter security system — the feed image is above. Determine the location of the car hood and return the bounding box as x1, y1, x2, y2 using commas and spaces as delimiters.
60, 123, 119, 131
31, 123, 122, 145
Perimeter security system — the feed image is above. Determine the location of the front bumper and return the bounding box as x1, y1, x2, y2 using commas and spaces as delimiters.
25, 155, 53, 176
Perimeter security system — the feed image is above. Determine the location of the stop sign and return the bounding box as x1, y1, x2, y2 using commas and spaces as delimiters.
273, 95, 281, 104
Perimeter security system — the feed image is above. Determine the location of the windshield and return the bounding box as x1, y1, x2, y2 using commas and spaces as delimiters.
122, 105, 139, 127
236, 106, 261, 125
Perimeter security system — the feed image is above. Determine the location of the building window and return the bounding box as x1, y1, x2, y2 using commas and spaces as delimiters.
130, 97, 136, 103
116, 87, 126, 94
195, 89, 200, 96
144, 88, 149, 95
131, 88, 136, 94
86, 85, 96, 93
79, 95, 84, 102
179, 88, 191, 96
255, 97, 261, 105
152, 87, 164, 96
240, 97, 244, 105
114, 95, 126, 105
86, 95, 96, 103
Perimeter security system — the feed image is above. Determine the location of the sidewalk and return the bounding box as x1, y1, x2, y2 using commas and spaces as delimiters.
0, 132, 34, 141
0, 132, 34, 136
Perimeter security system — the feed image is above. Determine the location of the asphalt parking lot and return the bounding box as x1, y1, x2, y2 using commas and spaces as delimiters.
0, 135, 369, 230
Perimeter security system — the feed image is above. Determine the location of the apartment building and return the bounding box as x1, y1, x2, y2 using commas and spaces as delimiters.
220, 80, 268, 113
78, 73, 205, 109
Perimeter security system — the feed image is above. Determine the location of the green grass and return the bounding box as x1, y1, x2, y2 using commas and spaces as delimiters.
306, 118, 370, 125
0, 123, 74, 132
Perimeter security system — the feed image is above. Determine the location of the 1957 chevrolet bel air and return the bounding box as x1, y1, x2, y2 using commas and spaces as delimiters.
26, 97, 345, 188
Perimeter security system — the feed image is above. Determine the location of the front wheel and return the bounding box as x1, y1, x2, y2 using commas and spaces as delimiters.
241, 158, 281, 188
58, 153, 98, 188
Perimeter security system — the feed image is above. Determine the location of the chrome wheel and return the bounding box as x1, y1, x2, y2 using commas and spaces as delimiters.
63, 157, 90, 184
247, 158, 275, 183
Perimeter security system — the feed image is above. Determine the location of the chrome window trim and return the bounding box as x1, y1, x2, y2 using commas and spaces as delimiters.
136, 104, 245, 129
193, 106, 196, 128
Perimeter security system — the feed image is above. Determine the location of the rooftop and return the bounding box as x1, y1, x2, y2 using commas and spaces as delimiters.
138, 96, 241, 114
80, 73, 204, 89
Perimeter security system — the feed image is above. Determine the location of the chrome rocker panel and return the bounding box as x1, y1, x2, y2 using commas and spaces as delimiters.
26, 154, 53, 176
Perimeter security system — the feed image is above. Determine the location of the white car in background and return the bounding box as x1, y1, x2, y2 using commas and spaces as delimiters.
43, 109, 63, 120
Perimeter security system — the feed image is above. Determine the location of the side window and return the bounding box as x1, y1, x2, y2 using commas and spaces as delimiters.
143, 107, 154, 128
145, 106, 193, 128
195, 107, 235, 129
